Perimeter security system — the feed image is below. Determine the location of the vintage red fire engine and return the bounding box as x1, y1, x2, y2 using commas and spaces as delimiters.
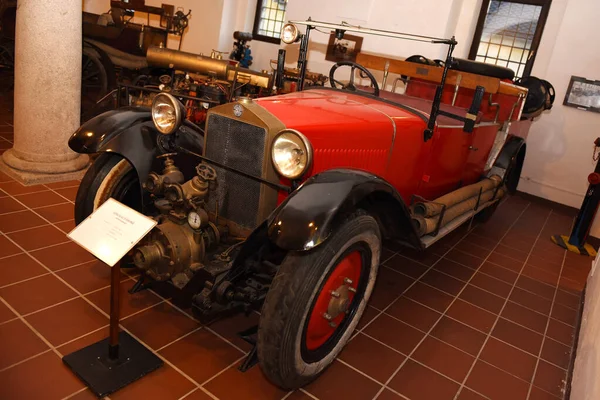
69, 19, 553, 389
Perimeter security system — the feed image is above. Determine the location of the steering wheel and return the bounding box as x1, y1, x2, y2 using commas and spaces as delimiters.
329, 61, 380, 97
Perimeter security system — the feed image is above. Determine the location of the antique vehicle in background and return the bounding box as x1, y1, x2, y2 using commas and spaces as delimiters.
122, 42, 273, 126
68, 19, 553, 389
120, 40, 328, 126
80, 0, 190, 114
0, 0, 190, 117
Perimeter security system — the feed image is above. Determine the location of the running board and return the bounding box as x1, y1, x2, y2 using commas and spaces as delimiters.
420, 198, 499, 249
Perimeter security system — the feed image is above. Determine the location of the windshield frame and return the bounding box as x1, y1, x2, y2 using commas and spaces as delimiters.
291, 18, 458, 141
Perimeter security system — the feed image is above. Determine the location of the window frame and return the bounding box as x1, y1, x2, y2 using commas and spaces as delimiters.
468, 0, 552, 78
252, 0, 286, 45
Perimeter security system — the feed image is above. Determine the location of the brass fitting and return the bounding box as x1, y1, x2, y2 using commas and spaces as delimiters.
143, 154, 185, 195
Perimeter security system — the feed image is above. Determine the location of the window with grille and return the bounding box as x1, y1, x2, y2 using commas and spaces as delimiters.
468, 0, 551, 79
252, 0, 288, 44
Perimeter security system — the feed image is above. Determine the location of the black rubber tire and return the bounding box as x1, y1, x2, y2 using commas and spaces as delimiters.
257, 212, 381, 389
74, 153, 141, 225
505, 144, 526, 194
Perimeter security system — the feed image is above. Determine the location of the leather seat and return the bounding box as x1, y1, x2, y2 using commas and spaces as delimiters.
404, 55, 516, 81
450, 58, 515, 81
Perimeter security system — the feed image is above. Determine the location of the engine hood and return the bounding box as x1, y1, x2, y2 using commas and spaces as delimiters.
255, 88, 424, 136
254, 88, 426, 177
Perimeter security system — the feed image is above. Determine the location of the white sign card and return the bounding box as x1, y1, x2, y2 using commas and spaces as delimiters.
68, 198, 157, 267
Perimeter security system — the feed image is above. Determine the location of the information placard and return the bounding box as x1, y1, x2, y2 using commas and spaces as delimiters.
68, 198, 157, 267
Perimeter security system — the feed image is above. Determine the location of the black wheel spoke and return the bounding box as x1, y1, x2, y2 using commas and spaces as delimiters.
82, 56, 93, 71
333, 79, 346, 88
83, 69, 101, 80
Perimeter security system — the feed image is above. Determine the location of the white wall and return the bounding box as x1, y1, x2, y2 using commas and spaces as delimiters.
515, 0, 600, 235
248, 0, 468, 75
450, 0, 483, 59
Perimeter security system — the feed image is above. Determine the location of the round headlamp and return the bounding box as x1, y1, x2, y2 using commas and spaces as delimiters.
272, 129, 312, 179
281, 23, 300, 44
151, 92, 184, 135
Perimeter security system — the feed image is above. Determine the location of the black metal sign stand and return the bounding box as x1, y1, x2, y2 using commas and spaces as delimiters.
62, 260, 163, 398
551, 137, 600, 257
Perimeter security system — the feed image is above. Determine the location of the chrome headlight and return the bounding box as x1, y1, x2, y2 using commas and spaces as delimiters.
272, 129, 312, 179
151, 93, 184, 135
281, 23, 300, 44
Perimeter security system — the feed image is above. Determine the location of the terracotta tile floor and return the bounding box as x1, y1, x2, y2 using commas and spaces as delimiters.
0, 96, 592, 399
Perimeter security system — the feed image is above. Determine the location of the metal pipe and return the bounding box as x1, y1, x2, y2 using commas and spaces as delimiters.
391, 77, 403, 93
291, 19, 455, 44
108, 260, 121, 359
508, 93, 526, 121
93, 88, 118, 107
412, 175, 502, 217
451, 74, 462, 106
488, 93, 501, 123
382, 60, 390, 89
414, 187, 505, 236
226, 68, 270, 89
147, 46, 230, 80
139, 25, 145, 49
229, 69, 239, 102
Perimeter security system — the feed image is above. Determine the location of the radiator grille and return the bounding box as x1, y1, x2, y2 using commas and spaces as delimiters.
205, 114, 266, 229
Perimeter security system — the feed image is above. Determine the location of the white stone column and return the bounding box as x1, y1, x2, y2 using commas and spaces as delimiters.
0, 0, 89, 184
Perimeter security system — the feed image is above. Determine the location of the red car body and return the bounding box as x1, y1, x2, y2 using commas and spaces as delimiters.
257, 82, 525, 205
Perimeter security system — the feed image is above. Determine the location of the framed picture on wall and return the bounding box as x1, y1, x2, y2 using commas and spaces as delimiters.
563, 76, 600, 113
325, 32, 363, 63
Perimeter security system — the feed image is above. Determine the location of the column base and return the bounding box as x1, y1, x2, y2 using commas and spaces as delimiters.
0, 150, 89, 185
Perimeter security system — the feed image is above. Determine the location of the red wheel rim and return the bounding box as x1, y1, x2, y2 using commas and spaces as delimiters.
305, 250, 363, 351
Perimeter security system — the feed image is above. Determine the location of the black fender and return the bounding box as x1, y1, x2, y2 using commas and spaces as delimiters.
202, 170, 422, 315
267, 169, 422, 251
68, 107, 204, 185
494, 135, 526, 194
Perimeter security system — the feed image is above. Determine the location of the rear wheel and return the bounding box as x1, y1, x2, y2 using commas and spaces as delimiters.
81, 45, 115, 121
0, 39, 14, 93
74, 153, 141, 224
505, 144, 526, 194
257, 212, 381, 389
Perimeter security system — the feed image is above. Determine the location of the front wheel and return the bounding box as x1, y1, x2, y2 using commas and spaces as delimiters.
74, 153, 142, 224
257, 212, 381, 389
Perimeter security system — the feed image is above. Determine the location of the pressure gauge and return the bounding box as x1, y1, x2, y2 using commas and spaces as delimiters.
188, 212, 202, 230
